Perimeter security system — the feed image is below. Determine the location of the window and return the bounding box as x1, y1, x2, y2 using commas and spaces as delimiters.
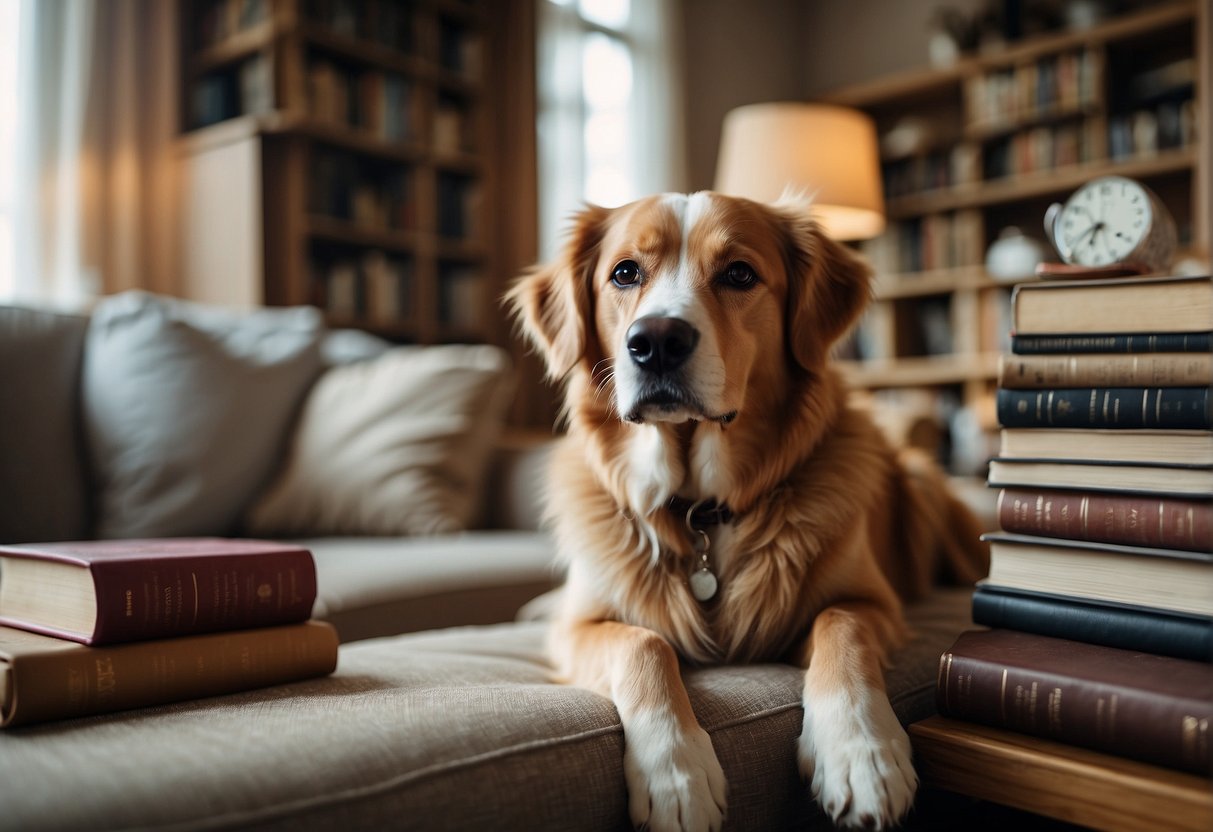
537, 0, 684, 258
0, 0, 20, 299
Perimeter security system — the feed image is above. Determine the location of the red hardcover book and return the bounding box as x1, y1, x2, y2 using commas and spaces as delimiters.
0, 538, 316, 645
937, 629, 1213, 774
998, 489, 1213, 553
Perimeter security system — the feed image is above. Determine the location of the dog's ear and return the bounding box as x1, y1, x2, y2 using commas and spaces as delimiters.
775, 204, 873, 371
505, 204, 611, 381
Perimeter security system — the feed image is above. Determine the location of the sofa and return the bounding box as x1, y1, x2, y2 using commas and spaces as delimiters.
0, 292, 986, 831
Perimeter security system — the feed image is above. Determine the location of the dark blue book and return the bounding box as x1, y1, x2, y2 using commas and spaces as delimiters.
972, 584, 1213, 663
1011, 332, 1213, 354
997, 386, 1211, 429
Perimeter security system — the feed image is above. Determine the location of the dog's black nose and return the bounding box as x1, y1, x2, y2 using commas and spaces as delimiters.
626, 316, 699, 374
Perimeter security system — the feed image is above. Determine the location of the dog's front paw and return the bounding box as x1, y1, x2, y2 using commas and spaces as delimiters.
623, 712, 727, 832
798, 692, 917, 830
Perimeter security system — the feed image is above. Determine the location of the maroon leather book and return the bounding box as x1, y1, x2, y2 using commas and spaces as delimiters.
937, 629, 1213, 775
998, 488, 1213, 553
0, 539, 316, 645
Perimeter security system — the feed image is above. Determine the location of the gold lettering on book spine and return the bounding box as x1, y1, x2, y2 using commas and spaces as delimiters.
1000, 669, 1008, 723
1182, 716, 1210, 766
1048, 688, 1063, 733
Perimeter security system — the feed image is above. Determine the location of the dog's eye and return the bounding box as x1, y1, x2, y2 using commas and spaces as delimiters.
720, 262, 758, 290
611, 260, 642, 288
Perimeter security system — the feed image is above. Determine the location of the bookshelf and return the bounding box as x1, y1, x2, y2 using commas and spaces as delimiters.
823, 1, 1210, 475
177, 0, 509, 346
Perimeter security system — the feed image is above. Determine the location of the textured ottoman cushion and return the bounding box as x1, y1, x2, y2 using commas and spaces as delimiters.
0, 588, 972, 832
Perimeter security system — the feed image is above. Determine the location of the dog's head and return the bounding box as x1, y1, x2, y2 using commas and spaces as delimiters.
507, 192, 871, 426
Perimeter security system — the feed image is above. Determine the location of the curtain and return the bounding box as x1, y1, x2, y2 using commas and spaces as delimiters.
9, 0, 179, 308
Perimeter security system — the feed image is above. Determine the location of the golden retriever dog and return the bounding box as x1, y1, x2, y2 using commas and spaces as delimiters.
507, 192, 987, 831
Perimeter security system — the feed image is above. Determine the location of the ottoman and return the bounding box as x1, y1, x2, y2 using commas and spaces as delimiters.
0, 589, 973, 831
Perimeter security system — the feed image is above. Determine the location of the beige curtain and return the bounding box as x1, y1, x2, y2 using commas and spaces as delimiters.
12, 0, 179, 307
81, 0, 180, 299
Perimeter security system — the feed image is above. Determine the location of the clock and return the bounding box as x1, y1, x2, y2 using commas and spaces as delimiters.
1043, 175, 1177, 274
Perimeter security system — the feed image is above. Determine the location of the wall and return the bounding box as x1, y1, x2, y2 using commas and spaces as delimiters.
678, 0, 988, 189
799, 0, 988, 97
679, 0, 806, 190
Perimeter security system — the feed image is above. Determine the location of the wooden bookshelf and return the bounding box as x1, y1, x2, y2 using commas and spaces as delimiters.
177, 0, 508, 346
910, 717, 1213, 832
824, 0, 1210, 475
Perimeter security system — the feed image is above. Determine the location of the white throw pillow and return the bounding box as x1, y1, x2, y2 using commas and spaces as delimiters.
245, 345, 514, 537
83, 291, 325, 538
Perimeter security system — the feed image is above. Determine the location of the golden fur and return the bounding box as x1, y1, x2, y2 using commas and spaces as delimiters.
507, 192, 987, 831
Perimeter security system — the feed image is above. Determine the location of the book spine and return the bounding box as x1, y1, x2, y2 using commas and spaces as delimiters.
997, 387, 1211, 429
90, 551, 317, 644
999, 353, 1213, 389
1011, 332, 1213, 355
936, 644, 1213, 774
3, 622, 338, 728
997, 489, 1213, 552
971, 587, 1213, 662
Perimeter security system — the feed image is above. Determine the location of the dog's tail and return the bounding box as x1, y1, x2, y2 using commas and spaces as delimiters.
895, 448, 991, 595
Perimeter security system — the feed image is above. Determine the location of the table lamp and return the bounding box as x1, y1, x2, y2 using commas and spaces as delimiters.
715, 102, 886, 241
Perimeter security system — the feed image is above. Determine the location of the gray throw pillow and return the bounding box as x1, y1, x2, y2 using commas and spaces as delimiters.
82, 291, 324, 539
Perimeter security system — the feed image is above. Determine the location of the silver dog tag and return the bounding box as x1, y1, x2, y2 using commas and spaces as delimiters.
690, 567, 718, 602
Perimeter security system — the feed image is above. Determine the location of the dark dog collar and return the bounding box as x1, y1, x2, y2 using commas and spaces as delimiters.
667, 497, 733, 530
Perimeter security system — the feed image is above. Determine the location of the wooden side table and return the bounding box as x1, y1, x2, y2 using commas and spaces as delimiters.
909, 716, 1213, 832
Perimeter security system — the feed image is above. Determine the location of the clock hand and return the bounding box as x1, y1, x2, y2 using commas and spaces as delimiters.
1067, 223, 1098, 249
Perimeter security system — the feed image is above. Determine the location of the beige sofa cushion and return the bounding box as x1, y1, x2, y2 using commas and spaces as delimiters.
307, 532, 560, 641
0, 588, 975, 832
246, 345, 514, 537
0, 306, 91, 543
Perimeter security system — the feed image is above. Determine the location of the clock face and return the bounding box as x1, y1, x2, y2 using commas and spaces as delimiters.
1054, 176, 1153, 266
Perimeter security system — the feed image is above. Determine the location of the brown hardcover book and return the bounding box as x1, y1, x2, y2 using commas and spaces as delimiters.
0, 621, 338, 728
998, 428, 1213, 467
936, 629, 1213, 774
0, 539, 316, 645
998, 489, 1213, 552
983, 532, 1213, 616
1011, 274, 1212, 336
999, 353, 1213, 389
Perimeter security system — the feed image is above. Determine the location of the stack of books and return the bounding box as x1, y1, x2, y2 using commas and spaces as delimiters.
0, 538, 338, 728
936, 273, 1213, 776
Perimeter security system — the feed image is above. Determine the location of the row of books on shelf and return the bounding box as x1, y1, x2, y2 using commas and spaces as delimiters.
309, 252, 484, 329
190, 53, 275, 129
1107, 99, 1199, 160
859, 210, 983, 275
0, 539, 338, 728
310, 149, 415, 230
304, 0, 415, 52
935, 270, 1212, 777
881, 143, 979, 201
313, 250, 415, 323
964, 48, 1102, 133
983, 118, 1103, 180
195, 0, 269, 51
309, 58, 417, 142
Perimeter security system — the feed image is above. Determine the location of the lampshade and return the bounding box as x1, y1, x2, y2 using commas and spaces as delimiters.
715, 102, 886, 240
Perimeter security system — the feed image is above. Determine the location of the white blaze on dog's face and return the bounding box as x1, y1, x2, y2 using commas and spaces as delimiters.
592, 193, 791, 425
